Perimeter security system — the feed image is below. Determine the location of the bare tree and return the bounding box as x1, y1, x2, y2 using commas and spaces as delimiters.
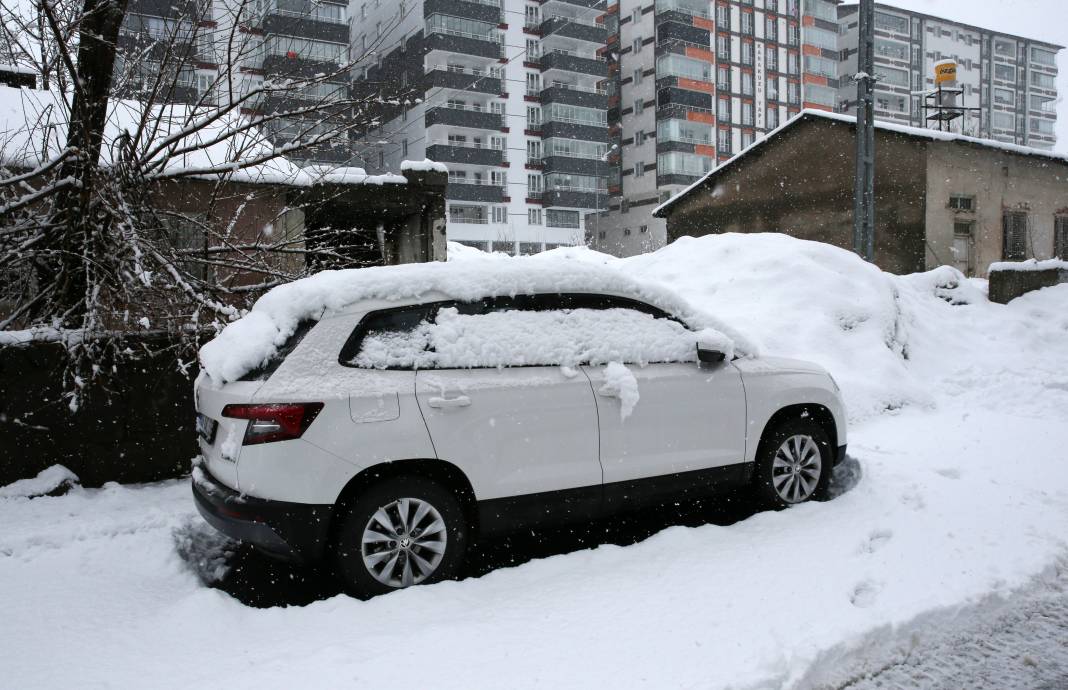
0, 0, 418, 409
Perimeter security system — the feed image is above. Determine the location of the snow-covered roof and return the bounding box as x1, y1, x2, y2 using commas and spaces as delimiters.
0, 86, 444, 187
654, 109, 1068, 218
0, 64, 37, 76
198, 256, 757, 383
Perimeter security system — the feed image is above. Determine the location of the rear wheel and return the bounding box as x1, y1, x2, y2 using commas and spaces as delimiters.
333, 476, 468, 598
753, 418, 832, 509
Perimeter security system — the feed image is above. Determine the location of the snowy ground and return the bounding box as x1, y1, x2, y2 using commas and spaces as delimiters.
3, 234, 1068, 689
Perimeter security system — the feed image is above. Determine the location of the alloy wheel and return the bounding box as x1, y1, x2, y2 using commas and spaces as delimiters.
360, 497, 448, 588
771, 434, 823, 504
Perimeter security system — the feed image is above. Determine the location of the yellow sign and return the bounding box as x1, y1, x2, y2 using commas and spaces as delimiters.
935, 62, 957, 84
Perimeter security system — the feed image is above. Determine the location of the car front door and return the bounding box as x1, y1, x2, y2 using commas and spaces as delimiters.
577, 299, 748, 505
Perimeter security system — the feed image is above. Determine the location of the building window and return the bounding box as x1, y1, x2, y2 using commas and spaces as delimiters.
994, 63, 1016, 82
873, 11, 908, 33
635, 128, 644, 144
1002, 211, 1028, 261
1031, 47, 1057, 66
787, 51, 798, 75
634, 98, 644, 115
767, 77, 778, 101
717, 65, 730, 90
717, 97, 730, 120
949, 195, 974, 211
993, 88, 1015, 106
786, 23, 798, 45
741, 101, 753, 125
717, 127, 731, 154
633, 37, 642, 53
634, 67, 642, 85
492, 206, 507, 224
765, 16, 777, 41
633, 161, 644, 177
742, 130, 754, 148
402, 139, 408, 157
527, 174, 542, 197
1031, 117, 1055, 135
766, 106, 778, 129
528, 209, 542, 226
992, 111, 1015, 131
1031, 72, 1056, 89
994, 39, 1015, 57
766, 46, 778, 71
527, 106, 541, 127
1055, 216, 1068, 259
632, 7, 641, 24
716, 4, 729, 29
742, 71, 753, 95
716, 34, 730, 60
742, 41, 753, 65
741, 11, 753, 34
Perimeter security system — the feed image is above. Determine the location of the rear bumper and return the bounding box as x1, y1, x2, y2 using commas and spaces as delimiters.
192, 466, 333, 563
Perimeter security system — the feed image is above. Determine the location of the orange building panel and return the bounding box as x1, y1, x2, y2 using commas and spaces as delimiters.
802, 44, 822, 56
678, 77, 715, 93
686, 110, 716, 124
693, 16, 714, 31
684, 46, 716, 62
802, 15, 814, 26
694, 144, 717, 157
806, 74, 828, 86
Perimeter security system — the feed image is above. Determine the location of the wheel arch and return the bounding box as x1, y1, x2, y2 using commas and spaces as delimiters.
329, 458, 479, 540
757, 403, 839, 461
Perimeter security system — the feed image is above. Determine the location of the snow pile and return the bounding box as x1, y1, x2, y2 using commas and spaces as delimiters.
599, 362, 640, 419
200, 258, 754, 383
351, 307, 731, 370
622, 233, 922, 419
0, 464, 79, 500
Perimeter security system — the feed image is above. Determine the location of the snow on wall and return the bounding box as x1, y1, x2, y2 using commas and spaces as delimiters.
400, 159, 448, 173
988, 258, 1068, 272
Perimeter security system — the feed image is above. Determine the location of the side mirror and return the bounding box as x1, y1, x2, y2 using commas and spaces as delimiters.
697, 345, 726, 363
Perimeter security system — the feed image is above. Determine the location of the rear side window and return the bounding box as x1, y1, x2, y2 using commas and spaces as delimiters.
340, 298, 700, 370
238, 319, 316, 381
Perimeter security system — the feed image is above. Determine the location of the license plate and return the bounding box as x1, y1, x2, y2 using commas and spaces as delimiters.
196, 414, 218, 445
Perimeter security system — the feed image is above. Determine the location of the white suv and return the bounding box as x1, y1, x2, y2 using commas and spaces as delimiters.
193, 261, 846, 598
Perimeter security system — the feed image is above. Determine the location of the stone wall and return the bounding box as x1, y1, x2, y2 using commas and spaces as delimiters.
988, 266, 1068, 304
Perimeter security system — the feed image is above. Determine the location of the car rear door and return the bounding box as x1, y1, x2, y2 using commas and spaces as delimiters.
352, 298, 604, 516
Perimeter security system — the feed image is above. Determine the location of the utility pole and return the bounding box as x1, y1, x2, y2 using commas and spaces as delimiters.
853, 0, 876, 262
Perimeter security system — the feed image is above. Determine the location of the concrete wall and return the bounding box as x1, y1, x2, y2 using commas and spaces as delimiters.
923, 141, 1068, 276
988, 266, 1068, 303
662, 117, 929, 274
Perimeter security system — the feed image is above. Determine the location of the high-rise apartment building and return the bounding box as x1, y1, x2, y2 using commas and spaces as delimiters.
116, 0, 353, 164
836, 3, 1061, 150
349, 0, 611, 254
589, 0, 844, 257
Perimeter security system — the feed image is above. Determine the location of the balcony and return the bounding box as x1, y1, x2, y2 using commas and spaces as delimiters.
446, 182, 506, 202
424, 0, 501, 24
539, 15, 607, 44
539, 50, 608, 78
262, 12, 349, 43
425, 105, 503, 130
539, 0, 604, 8
540, 83, 608, 109
542, 156, 610, 176
541, 119, 608, 142
427, 143, 504, 166
425, 67, 502, 95
542, 188, 606, 209
426, 30, 503, 60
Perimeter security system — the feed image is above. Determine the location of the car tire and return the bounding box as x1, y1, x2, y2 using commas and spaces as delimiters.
333, 476, 469, 598
752, 417, 832, 509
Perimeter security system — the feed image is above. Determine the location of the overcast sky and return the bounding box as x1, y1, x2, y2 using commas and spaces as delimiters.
859, 0, 1067, 152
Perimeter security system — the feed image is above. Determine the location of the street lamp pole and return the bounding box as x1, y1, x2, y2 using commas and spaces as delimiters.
853, 0, 876, 262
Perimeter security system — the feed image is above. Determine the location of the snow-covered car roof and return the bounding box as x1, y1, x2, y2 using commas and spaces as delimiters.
198, 256, 757, 383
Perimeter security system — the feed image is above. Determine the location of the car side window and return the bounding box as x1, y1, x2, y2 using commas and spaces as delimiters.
340, 295, 700, 370
340, 304, 438, 370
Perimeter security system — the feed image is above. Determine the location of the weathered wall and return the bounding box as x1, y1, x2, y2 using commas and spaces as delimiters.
924, 143, 1068, 277
0, 338, 196, 487
663, 118, 929, 275
988, 267, 1068, 304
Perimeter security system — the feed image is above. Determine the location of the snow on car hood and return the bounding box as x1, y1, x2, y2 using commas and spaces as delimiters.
198, 255, 757, 384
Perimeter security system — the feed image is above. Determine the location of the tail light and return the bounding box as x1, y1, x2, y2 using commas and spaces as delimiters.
221, 402, 324, 445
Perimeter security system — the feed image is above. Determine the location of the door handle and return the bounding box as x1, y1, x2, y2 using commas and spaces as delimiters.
427, 395, 471, 409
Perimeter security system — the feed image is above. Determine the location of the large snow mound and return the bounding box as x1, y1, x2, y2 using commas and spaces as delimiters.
623, 233, 922, 420
199, 257, 754, 383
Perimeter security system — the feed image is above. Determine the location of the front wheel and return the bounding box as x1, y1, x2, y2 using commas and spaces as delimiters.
752, 418, 832, 509
333, 476, 468, 598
